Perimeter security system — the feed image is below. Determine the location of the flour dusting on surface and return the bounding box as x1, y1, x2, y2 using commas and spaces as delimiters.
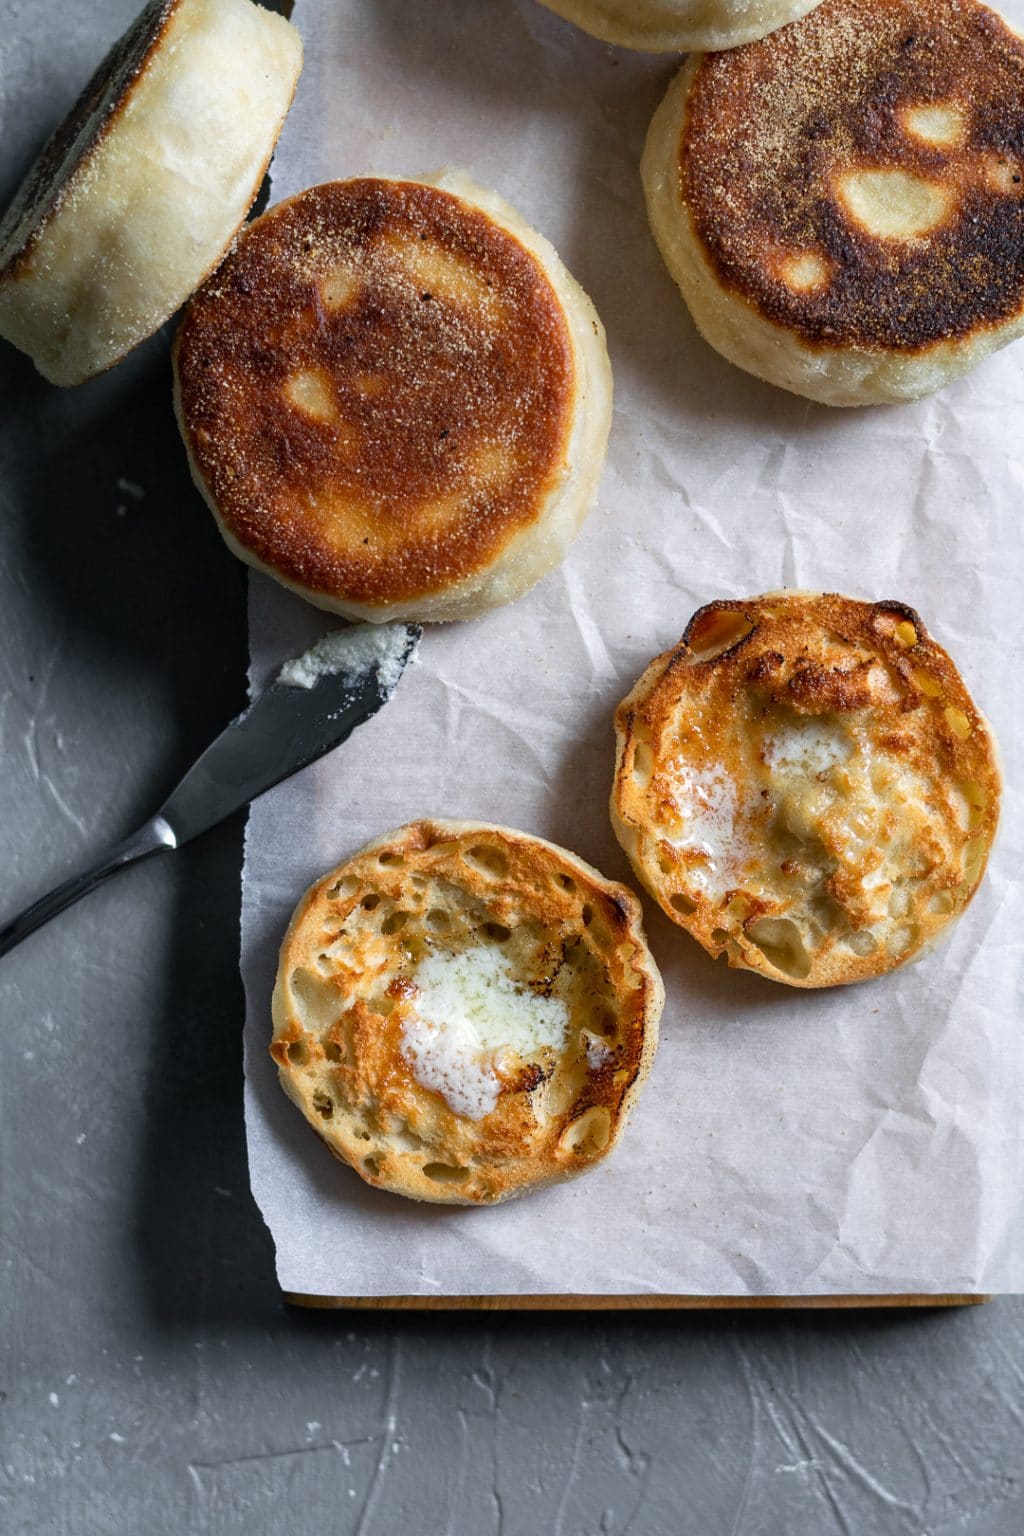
401, 949, 569, 1119
277, 623, 418, 695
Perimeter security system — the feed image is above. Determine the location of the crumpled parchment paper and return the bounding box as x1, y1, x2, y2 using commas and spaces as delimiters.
241, 0, 1024, 1296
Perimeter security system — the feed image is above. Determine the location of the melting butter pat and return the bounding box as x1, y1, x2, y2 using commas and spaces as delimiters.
401, 949, 568, 1119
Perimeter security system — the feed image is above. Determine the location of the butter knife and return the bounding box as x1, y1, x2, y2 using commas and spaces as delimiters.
0, 622, 421, 958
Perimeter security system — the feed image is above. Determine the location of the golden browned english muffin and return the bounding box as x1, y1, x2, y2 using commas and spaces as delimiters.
612, 594, 1001, 987
536, 0, 823, 53
0, 0, 302, 386
271, 820, 663, 1204
642, 0, 1024, 405
173, 172, 612, 623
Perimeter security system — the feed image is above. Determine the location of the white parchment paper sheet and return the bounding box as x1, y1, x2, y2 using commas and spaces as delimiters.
241, 0, 1024, 1296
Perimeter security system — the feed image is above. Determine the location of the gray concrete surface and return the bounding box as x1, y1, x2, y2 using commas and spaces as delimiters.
1, 5, 1022, 1534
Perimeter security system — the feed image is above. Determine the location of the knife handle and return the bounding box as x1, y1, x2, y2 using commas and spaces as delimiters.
0, 816, 177, 959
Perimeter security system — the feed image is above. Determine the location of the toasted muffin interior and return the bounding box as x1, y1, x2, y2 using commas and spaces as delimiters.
272, 822, 661, 1204
679, 0, 1024, 354
613, 595, 1001, 987
175, 176, 582, 619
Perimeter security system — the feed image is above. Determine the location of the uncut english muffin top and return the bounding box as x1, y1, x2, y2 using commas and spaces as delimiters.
174, 177, 578, 611
679, 0, 1024, 352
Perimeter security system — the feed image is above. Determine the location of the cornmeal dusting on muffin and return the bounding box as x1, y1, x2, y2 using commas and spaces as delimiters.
175, 177, 576, 607
679, 0, 1024, 350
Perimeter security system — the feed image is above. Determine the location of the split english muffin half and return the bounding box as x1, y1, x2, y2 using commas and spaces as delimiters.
642, 0, 1024, 405
271, 821, 663, 1204
173, 172, 613, 623
0, 0, 302, 386
611, 593, 1001, 988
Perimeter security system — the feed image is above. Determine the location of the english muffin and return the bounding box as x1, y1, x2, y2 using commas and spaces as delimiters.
0, 0, 302, 387
612, 594, 1001, 987
173, 172, 612, 623
536, 0, 823, 53
271, 820, 663, 1204
642, 0, 1024, 405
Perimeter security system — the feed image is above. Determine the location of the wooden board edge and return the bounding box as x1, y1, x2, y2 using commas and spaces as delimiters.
285, 1292, 991, 1311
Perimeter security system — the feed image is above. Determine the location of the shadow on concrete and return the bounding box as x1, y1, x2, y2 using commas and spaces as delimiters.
1, 335, 283, 1330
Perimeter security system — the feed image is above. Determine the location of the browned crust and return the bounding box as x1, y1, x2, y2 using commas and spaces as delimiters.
272, 820, 662, 1204
0, 0, 180, 276
612, 593, 1002, 987
679, 0, 1024, 351
174, 179, 577, 608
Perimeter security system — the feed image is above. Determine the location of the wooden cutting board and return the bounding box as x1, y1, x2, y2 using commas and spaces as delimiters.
288, 1292, 987, 1310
